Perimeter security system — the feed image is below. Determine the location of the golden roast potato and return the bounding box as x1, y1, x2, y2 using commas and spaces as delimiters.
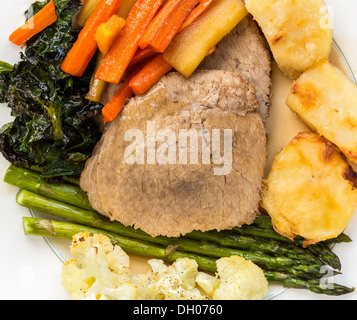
261, 132, 357, 245
245, 0, 333, 79
286, 59, 357, 163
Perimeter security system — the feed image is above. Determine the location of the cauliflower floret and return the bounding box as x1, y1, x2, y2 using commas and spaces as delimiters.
195, 272, 220, 297
61, 259, 89, 300
132, 258, 208, 300
62, 232, 133, 300
172, 258, 199, 291
131, 272, 164, 300
62, 234, 268, 300
213, 255, 268, 300
107, 246, 130, 276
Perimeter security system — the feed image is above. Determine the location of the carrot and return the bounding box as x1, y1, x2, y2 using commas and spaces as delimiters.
179, 0, 215, 32
9, 0, 57, 46
102, 78, 133, 122
61, 0, 124, 77
129, 54, 172, 95
138, 0, 183, 50
95, 15, 126, 56
101, 66, 142, 122
117, 0, 139, 19
148, 0, 200, 53
95, 0, 162, 84
128, 47, 157, 69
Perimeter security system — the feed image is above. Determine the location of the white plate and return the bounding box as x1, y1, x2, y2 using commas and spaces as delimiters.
0, 0, 357, 300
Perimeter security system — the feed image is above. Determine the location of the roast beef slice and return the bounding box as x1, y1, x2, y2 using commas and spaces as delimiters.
199, 14, 272, 119
80, 70, 267, 237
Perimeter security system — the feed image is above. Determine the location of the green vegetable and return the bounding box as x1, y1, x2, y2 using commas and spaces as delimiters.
13, 187, 340, 280
234, 219, 343, 270
4, 165, 92, 210
186, 230, 318, 265
263, 271, 354, 296
22, 217, 217, 274
5, 165, 353, 295
0, 0, 103, 178
22, 217, 355, 296
0, 61, 14, 74
5, 165, 330, 268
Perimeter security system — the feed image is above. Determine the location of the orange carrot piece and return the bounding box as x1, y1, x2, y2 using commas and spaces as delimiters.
129, 54, 172, 95
101, 66, 143, 122
128, 47, 157, 69
9, 0, 57, 46
61, 0, 124, 77
138, 0, 183, 50
148, 0, 200, 53
179, 0, 215, 32
96, 0, 162, 84
95, 15, 126, 56
102, 78, 133, 122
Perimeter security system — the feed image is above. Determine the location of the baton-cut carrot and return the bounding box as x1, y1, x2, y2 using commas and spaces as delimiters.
128, 47, 157, 69
61, 0, 124, 77
138, 0, 183, 50
95, 0, 162, 84
101, 66, 142, 122
148, 0, 200, 53
129, 54, 172, 95
9, 0, 57, 46
179, 0, 215, 32
102, 78, 134, 122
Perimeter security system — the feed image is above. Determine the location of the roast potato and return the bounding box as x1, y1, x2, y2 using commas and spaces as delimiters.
286, 60, 357, 162
261, 132, 357, 245
245, 0, 332, 79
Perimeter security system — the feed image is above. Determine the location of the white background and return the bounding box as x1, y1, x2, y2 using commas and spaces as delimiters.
0, 0, 356, 300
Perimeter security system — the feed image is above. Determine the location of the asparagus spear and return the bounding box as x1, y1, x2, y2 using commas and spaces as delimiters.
305, 242, 341, 271
252, 215, 274, 229
263, 271, 354, 296
243, 215, 351, 245
22, 217, 217, 272
187, 230, 318, 264
8, 164, 335, 267
7, 164, 350, 247
4, 165, 92, 210
17, 189, 326, 276
6, 165, 347, 276
22, 217, 354, 296
233, 222, 343, 270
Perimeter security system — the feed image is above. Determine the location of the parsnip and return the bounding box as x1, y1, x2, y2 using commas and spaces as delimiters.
163, 0, 247, 78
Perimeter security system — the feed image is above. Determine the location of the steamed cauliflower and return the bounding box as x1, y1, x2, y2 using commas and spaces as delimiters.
195, 256, 268, 300
62, 233, 268, 300
213, 256, 268, 300
132, 258, 206, 300
62, 232, 136, 300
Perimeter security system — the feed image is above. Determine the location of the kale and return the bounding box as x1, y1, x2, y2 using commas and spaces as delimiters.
0, 0, 103, 178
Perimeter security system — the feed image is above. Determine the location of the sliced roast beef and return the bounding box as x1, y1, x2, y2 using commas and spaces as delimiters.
80, 70, 267, 237
199, 14, 272, 119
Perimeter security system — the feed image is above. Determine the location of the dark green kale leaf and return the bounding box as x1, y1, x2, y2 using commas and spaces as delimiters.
0, 0, 103, 178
